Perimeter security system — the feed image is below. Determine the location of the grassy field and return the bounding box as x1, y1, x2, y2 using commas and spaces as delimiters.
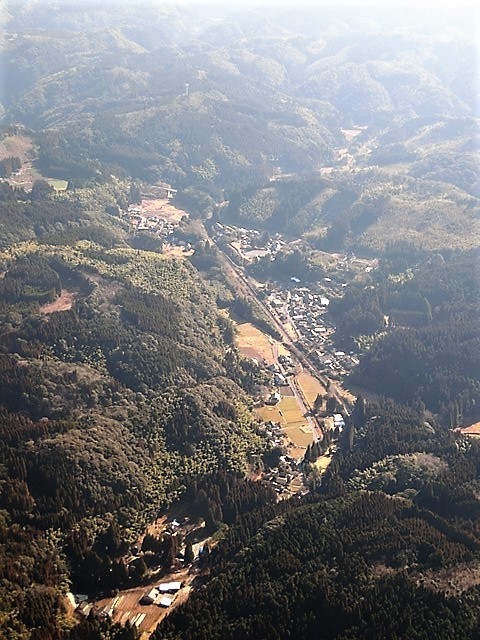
314, 452, 334, 472
256, 404, 283, 424
297, 372, 325, 407
278, 396, 304, 424
162, 244, 195, 259
235, 321, 276, 364
279, 394, 312, 449
140, 198, 187, 223
47, 178, 68, 191
283, 423, 313, 448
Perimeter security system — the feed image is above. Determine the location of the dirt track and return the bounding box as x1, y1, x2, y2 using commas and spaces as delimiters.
94, 567, 192, 639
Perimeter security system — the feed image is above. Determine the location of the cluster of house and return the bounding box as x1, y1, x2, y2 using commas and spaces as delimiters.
264, 357, 296, 405
263, 454, 304, 495
263, 465, 297, 494
212, 221, 377, 282
140, 581, 183, 608
67, 593, 91, 618
267, 282, 361, 376
123, 184, 192, 251
125, 517, 195, 580
258, 420, 283, 444
252, 422, 305, 493
314, 349, 360, 376
212, 223, 286, 265
127, 207, 186, 242
270, 285, 333, 343
332, 413, 346, 431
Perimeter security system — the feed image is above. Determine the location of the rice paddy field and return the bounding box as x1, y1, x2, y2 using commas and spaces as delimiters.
234, 320, 315, 452
296, 371, 326, 406
234, 321, 277, 364
256, 395, 313, 449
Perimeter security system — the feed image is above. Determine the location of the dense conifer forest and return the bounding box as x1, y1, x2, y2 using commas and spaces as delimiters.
329, 251, 480, 421
156, 399, 480, 639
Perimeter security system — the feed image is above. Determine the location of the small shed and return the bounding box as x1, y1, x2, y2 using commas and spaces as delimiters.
159, 596, 175, 608
158, 581, 182, 593
267, 392, 281, 405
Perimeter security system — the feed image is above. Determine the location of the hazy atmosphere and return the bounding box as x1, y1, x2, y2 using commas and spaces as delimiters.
0, 1, 479, 638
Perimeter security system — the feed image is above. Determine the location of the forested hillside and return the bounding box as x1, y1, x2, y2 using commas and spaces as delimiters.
0, 1, 478, 639
328, 250, 480, 423
1, 1, 478, 252
156, 398, 480, 639
0, 176, 269, 636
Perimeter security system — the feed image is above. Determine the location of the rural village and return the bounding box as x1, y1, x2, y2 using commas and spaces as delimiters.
41, 181, 480, 637
59, 186, 368, 637
0, 6, 478, 636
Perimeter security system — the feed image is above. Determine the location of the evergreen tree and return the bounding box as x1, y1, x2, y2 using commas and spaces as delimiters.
351, 395, 366, 429
184, 542, 194, 564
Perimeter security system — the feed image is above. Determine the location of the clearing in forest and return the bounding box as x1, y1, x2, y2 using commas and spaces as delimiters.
0, 133, 34, 164
0, 133, 69, 191
39, 290, 74, 314
47, 178, 68, 191
139, 198, 187, 224
162, 244, 195, 259
94, 567, 191, 639
314, 451, 334, 472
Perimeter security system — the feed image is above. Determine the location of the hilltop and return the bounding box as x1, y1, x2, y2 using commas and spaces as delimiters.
1, 1, 477, 252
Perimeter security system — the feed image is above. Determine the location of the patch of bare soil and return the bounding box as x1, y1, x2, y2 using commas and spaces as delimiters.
340, 127, 365, 142
39, 290, 74, 314
94, 567, 192, 638
458, 421, 480, 436
281, 386, 295, 397
139, 198, 188, 224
